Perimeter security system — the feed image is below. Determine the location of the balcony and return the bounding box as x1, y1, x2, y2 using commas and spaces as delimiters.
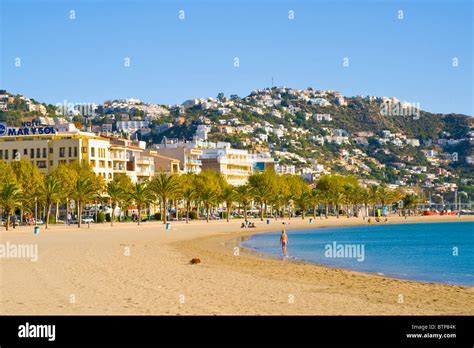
110, 152, 127, 160
221, 168, 251, 176
186, 158, 202, 165
136, 169, 153, 177
218, 157, 251, 165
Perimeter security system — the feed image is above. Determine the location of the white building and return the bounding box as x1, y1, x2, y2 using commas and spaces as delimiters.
116, 120, 150, 134
200, 142, 253, 186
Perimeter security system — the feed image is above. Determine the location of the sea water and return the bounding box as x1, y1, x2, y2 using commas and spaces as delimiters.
241, 222, 474, 286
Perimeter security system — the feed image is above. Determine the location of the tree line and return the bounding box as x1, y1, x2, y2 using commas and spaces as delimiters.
0, 160, 423, 230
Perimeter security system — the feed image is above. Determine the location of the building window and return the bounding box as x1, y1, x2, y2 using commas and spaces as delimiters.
43, 148, 47, 158
23, 149, 28, 156
59, 147, 66, 158
36, 148, 40, 158
5, 149, 8, 160
13, 149, 18, 159
0, 150, 3, 160
74, 147, 78, 157
37, 161, 47, 169
82, 147, 87, 153
91, 147, 95, 157
50, 160, 53, 166
49, 148, 53, 154
30, 148, 34, 159
68, 147, 72, 157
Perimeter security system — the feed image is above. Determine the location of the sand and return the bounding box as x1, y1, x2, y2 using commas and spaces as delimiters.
0, 215, 473, 315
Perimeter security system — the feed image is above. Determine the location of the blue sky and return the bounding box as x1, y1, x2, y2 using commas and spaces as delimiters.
0, 0, 472, 115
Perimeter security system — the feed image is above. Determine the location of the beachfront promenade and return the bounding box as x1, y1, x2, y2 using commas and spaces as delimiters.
1, 215, 473, 315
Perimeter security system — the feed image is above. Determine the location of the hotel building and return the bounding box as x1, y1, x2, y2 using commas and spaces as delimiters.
154, 140, 203, 174
1, 124, 261, 185
155, 139, 253, 184
200, 142, 253, 186
0, 124, 155, 182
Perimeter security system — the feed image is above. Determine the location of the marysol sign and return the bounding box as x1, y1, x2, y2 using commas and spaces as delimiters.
0, 120, 56, 136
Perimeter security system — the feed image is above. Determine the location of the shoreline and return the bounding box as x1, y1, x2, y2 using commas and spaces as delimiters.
232, 219, 474, 287
1, 215, 473, 315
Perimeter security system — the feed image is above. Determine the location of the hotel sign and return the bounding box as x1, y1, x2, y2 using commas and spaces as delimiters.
0, 120, 56, 136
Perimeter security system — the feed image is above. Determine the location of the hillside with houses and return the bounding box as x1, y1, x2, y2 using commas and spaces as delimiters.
0, 87, 472, 203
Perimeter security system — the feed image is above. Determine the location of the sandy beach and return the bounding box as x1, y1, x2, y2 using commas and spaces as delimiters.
1, 215, 473, 315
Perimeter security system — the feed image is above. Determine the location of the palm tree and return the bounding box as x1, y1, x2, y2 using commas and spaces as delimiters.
182, 187, 197, 224
248, 173, 272, 221
199, 187, 219, 223
268, 191, 284, 220
311, 188, 322, 219
294, 190, 312, 219
331, 191, 345, 218
235, 184, 253, 222
130, 182, 153, 225
220, 186, 236, 222
403, 193, 421, 216
343, 183, 357, 217
39, 175, 61, 229
107, 181, 124, 227
0, 182, 23, 231
252, 184, 273, 221
74, 177, 96, 228
149, 173, 181, 224
377, 185, 393, 215
368, 185, 380, 217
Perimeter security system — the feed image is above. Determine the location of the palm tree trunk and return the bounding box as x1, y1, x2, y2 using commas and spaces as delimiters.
55, 202, 59, 222
186, 202, 190, 224
206, 205, 210, 223
46, 203, 51, 229
111, 202, 115, 227
226, 201, 230, 222
162, 197, 167, 224
137, 204, 141, 225
77, 203, 82, 228
5, 209, 10, 231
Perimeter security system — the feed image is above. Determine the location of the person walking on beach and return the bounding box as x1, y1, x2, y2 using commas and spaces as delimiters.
280, 230, 288, 254
67, 213, 72, 226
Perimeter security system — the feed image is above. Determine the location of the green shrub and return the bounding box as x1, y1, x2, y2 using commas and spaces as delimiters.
105, 213, 111, 222
97, 212, 106, 223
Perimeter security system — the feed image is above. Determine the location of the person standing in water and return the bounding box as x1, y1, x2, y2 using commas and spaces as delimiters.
280, 230, 288, 254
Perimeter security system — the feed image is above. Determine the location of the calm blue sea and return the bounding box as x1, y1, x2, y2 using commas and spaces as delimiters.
240, 222, 474, 286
